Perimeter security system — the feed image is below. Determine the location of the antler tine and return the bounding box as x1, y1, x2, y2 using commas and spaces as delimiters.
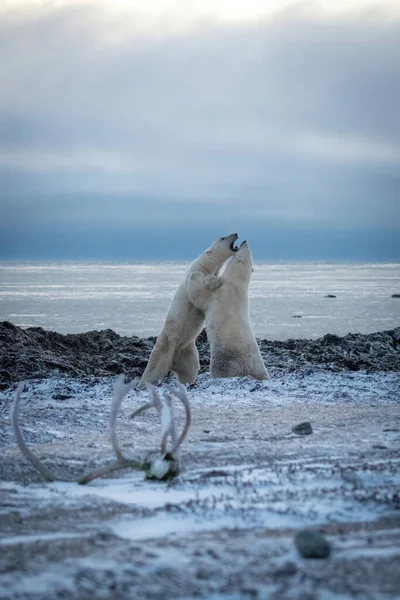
79, 375, 144, 484
11, 382, 57, 482
129, 383, 162, 421
146, 384, 163, 414
168, 381, 192, 456
77, 455, 142, 485
129, 383, 163, 451
109, 375, 138, 461
160, 393, 176, 455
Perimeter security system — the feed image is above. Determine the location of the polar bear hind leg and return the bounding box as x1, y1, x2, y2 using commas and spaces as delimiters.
210, 348, 246, 378
138, 335, 176, 388
172, 342, 200, 384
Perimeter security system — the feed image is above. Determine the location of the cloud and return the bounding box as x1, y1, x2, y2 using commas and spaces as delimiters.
0, 1, 399, 259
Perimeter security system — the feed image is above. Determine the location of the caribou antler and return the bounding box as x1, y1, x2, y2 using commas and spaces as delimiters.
168, 381, 192, 456
11, 375, 191, 485
137, 380, 192, 480
12, 382, 58, 482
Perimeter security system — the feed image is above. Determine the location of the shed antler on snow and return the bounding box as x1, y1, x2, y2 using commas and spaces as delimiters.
11, 375, 191, 484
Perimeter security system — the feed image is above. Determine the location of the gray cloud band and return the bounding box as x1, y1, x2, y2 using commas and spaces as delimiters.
0, 2, 399, 255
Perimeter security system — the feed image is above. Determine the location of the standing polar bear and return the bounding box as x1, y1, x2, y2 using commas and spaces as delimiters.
188, 241, 268, 380
138, 233, 239, 388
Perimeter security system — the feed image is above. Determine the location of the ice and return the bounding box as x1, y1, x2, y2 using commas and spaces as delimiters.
1, 261, 399, 338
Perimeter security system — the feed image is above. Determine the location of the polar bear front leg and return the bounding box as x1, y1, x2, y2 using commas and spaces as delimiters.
188, 271, 222, 311
203, 275, 223, 291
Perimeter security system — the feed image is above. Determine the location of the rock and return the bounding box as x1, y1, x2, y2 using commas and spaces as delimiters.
391, 293, 400, 298
292, 315, 302, 318
324, 294, 337, 298
52, 393, 71, 401
292, 422, 313, 435
1, 322, 400, 387
321, 333, 341, 345
295, 529, 331, 559
250, 384, 262, 392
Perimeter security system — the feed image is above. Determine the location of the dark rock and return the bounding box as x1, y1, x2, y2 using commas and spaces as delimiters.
52, 393, 71, 401
391, 293, 400, 298
295, 529, 331, 559
292, 315, 302, 318
342, 358, 361, 371
1, 322, 399, 387
292, 422, 313, 436
321, 333, 342, 345
250, 384, 262, 392
324, 294, 337, 298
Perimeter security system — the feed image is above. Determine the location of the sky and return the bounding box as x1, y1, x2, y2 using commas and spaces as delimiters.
0, 0, 399, 261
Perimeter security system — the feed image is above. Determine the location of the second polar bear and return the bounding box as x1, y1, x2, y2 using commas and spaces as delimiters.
138, 233, 239, 388
188, 241, 268, 380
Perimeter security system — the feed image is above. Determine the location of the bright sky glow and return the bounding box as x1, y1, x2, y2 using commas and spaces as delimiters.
2, 0, 399, 23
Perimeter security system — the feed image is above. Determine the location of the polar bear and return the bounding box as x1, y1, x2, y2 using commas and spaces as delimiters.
187, 241, 268, 380
138, 233, 239, 388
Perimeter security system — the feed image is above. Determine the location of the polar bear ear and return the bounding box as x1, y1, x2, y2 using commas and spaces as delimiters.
205, 250, 213, 256
236, 256, 244, 263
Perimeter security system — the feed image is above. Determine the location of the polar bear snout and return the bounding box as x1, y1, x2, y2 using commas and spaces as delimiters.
229, 233, 239, 252
220, 232, 239, 252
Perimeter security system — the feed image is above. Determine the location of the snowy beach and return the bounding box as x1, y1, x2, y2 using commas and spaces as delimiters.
2, 0, 400, 595
1, 324, 399, 599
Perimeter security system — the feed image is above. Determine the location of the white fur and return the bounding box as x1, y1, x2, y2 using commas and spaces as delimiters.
188, 242, 268, 380
138, 234, 239, 387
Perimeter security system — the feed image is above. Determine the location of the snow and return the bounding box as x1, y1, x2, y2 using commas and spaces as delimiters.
1, 370, 400, 599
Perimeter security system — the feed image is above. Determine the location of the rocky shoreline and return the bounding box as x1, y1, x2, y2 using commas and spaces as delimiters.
1, 321, 399, 389
1, 321, 400, 599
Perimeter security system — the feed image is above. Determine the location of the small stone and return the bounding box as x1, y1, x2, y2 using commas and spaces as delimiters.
391, 293, 400, 298
292, 315, 302, 318
250, 383, 262, 392
324, 294, 337, 298
52, 393, 71, 401
292, 421, 313, 435
295, 529, 331, 559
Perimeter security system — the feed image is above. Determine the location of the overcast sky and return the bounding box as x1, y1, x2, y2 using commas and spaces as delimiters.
0, 0, 399, 260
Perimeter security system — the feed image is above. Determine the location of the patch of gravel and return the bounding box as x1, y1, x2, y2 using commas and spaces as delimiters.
1, 321, 399, 389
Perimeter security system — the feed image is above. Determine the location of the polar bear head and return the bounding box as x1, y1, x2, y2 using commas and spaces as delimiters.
205, 233, 239, 260
223, 241, 253, 286
194, 233, 239, 276
188, 233, 239, 275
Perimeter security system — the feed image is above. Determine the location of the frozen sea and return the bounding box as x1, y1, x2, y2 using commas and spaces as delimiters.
0, 261, 399, 340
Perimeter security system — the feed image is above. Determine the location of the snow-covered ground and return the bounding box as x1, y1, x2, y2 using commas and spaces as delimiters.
1, 371, 399, 599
